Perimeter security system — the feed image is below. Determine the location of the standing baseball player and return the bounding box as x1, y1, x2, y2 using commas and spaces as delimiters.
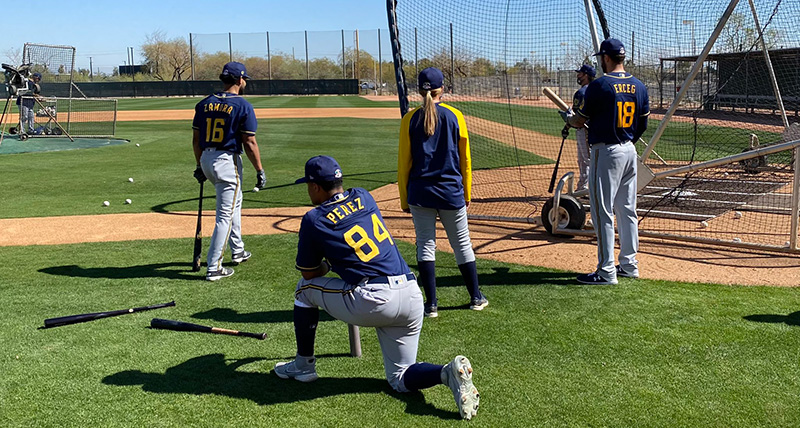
16, 72, 41, 135
562, 38, 649, 284
274, 155, 480, 420
570, 64, 596, 191
192, 62, 266, 281
398, 67, 487, 318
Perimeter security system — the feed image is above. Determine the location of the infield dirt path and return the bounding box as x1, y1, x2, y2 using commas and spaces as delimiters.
2, 102, 798, 286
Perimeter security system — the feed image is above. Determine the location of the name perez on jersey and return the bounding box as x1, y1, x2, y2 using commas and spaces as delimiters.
203, 103, 234, 114
613, 83, 636, 94
326, 197, 365, 225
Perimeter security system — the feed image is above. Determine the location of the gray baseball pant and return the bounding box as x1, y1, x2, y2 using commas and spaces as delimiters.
200, 149, 244, 273
410, 205, 475, 265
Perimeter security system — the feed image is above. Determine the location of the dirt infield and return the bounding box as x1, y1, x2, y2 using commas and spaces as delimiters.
3, 101, 798, 287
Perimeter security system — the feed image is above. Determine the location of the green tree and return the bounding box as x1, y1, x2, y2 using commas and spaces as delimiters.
721, 12, 782, 53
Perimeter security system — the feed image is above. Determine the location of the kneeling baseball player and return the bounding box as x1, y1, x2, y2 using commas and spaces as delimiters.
274, 155, 480, 420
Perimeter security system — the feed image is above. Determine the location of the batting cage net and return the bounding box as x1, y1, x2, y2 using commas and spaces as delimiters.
388, 0, 800, 252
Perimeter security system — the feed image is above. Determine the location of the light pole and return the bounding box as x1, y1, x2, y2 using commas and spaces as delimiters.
560, 42, 569, 68
682, 20, 696, 56
529, 51, 536, 98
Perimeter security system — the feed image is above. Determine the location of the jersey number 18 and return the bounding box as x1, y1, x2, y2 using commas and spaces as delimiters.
616, 101, 635, 128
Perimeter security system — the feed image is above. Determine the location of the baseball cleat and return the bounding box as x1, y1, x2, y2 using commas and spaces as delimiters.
576, 272, 617, 285
206, 267, 234, 281
274, 359, 318, 383
441, 355, 479, 420
469, 296, 489, 311
231, 251, 252, 264
424, 303, 438, 318
615, 265, 639, 279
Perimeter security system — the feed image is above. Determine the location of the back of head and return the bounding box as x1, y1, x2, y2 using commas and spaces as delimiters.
219, 61, 250, 86
417, 67, 445, 137
596, 38, 626, 65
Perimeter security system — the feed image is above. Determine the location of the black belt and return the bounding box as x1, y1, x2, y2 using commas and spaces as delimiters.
203, 147, 236, 152
366, 272, 416, 284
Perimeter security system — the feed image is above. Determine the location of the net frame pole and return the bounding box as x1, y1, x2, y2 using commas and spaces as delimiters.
792, 148, 800, 250
583, 0, 602, 59
386, 0, 409, 116
747, 0, 789, 129
641, 0, 740, 163
449, 22, 455, 93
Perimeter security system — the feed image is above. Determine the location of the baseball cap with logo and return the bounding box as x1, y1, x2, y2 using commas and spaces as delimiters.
594, 38, 626, 56
295, 155, 344, 184
574, 64, 596, 77
418, 67, 444, 91
221, 61, 250, 80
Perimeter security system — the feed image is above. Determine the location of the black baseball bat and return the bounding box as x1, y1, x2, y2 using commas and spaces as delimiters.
43, 301, 175, 329
150, 318, 268, 340
191, 181, 204, 272
548, 134, 568, 193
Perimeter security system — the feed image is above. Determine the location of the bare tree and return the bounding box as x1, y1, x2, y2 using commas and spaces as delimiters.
720, 12, 782, 53
141, 30, 191, 81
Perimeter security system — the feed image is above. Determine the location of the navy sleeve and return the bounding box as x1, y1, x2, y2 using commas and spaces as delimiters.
241, 103, 257, 135
295, 214, 324, 271
577, 82, 599, 118
192, 103, 202, 129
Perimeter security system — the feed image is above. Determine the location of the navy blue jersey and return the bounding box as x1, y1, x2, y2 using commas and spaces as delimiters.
16, 81, 37, 107
576, 72, 650, 145
296, 187, 410, 284
192, 92, 257, 153
572, 85, 587, 111
398, 103, 473, 210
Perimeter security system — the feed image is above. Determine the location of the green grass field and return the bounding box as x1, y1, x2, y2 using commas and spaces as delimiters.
115, 95, 397, 111
2, 237, 800, 427
2, 95, 799, 426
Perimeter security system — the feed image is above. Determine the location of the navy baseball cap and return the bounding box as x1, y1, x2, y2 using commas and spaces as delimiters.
32, 72, 42, 79
221, 61, 250, 80
418, 67, 444, 91
595, 38, 626, 56
295, 155, 344, 184
574, 64, 596, 77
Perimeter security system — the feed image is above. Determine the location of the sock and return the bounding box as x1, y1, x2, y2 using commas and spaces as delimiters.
402, 362, 445, 391
417, 261, 437, 305
458, 261, 481, 300
293, 305, 319, 358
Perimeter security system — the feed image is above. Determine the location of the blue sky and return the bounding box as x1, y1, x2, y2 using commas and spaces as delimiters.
2, 0, 388, 74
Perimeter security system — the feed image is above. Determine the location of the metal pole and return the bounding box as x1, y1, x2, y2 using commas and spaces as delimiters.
791, 147, 800, 250
341, 30, 346, 79
267, 32, 272, 80
414, 27, 419, 78
642, 0, 741, 163
355, 30, 360, 81
747, 0, 789, 128
189, 33, 195, 81
228, 33, 233, 62
378, 29, 382, 94
584, 0, 602, 57
89, 57, 93, 81
305, 30, 310, 80
449, 22, 455, 93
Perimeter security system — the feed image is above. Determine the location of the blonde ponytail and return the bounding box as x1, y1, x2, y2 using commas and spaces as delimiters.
421, 87, 443, 136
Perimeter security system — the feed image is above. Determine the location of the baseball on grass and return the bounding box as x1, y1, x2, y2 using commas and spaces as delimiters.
699, 220, 708, 228
128, 177, 134, 183
733, 211, 742, 219
135, 143, 140, 147
102, 201, 110, 207
124, 199, 132, 204
253, 187, 260, 192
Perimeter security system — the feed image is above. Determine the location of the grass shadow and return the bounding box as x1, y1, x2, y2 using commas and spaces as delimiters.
102, 353, 455, 419
417, 266, 577, 288
743, 311, 800, 327
191, 307, 335, 324
39, 263, 197, 280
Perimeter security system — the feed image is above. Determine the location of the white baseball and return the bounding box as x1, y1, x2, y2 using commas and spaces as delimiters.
103, 201, 110, 207
733, 211, 742, 219
128, 177, 134, 183
785, 241, 792, 248
732, 237, 742, 242
700, 221, 708, 228
135, 143, 140, 147
253, 187, 260, 192
125, 199, 132, 204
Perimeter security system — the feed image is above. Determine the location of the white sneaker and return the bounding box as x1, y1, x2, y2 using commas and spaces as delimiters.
206, 267, 234, 281
441, 355, 480, 420
274, 359, 318, 383
231, 251, 252, 264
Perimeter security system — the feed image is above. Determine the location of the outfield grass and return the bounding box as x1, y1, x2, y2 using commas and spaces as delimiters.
1, 236, 799, 427
115, 95, 397, 111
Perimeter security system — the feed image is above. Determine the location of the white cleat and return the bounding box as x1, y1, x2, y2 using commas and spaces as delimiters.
441, 355, 480, 420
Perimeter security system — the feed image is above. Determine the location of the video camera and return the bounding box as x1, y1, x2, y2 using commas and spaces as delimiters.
2, 63, 40, 97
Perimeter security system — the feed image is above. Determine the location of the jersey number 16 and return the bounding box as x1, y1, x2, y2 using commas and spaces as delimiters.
343, 213, 395, 262
205, 118, 226, 143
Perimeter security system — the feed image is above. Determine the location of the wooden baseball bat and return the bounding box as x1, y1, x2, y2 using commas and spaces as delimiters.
191, 181, 204, 272
43, 301, 175, 329
543, 87, 571, 111
150, 318, 267, 340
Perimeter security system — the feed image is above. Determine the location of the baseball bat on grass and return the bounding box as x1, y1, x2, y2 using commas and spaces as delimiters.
43, 301, 175, 329
150, 318, 267, 340
191, 182, 204, 272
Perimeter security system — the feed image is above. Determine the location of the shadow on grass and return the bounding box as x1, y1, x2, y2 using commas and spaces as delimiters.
191, 307, 335, 324
743, 311, 800, 326
39, 263, 197, 280
102, 353, 456, 419
415, 266, 577, 288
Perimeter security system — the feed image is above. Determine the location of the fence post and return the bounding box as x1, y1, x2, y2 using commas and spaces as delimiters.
189, 33, 194, 81
450, 23, 455, 93
228, 33, 233, 62
341, 30, 346, 78
414, 27, 418, 79
267, 32, 272, 80
378, 29, 382, 95
305, 30, 310, 80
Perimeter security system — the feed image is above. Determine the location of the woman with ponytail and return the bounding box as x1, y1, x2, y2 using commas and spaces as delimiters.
398, 67, 487, 318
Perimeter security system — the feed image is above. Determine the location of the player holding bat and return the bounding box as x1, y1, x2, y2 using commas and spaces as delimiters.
560, 38, 649, 285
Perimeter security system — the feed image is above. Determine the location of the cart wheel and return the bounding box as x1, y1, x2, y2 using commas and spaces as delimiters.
19, 134, 28, 141
9, 126, 17, 135
52, 128, 62, 136
541, 195, 586, 236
